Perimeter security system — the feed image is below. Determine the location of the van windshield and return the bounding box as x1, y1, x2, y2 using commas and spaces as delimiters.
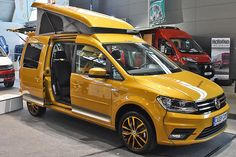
171, 38, 204, 54
104, 43, 181, 76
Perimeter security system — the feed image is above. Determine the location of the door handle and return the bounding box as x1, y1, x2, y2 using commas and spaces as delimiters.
73, 83, 80, 92
73, 84, 80, 88
73, 82, 80, 88
111, 88, 119, 92
34, 77, 40, 83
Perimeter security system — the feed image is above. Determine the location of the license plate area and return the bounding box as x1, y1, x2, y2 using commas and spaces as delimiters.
213, 112, 227, 126
204, 72, 212, 75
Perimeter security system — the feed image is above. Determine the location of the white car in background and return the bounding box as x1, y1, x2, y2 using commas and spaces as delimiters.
0, 47, 15, 88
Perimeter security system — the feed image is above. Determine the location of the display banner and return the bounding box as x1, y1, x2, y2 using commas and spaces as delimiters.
149, 0, 165, 27
211, 38, 231, 80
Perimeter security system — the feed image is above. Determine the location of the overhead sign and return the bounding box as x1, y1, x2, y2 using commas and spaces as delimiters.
211, 38, 230, 48
149, 0, 165, 27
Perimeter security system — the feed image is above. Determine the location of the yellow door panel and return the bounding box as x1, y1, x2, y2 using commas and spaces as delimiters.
71, 38, 114, 119
20, 36, 50, 100
71, 73, 112, 116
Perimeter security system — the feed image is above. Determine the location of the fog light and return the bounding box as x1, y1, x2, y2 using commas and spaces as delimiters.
169, 128, 195, 140
169, 134, 188, 140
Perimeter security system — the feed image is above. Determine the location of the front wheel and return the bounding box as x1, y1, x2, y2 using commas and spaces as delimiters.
118, 111, 156, 154
27, 102, 46, 117
4, 81, 14, 88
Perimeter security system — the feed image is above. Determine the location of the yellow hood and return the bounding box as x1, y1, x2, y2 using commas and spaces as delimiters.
134, 71, 223, 102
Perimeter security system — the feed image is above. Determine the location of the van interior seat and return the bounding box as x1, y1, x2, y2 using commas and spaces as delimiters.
134, 52, 143, 67
53, 51, 71, 100
111, 50, 126, 68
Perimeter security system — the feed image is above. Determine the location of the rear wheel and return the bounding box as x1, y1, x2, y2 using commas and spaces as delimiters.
4, 81, 14, 88
118, 111, 156, 154
27, 102, 46, 117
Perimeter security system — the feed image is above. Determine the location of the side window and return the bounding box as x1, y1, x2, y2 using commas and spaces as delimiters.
143, 34, 153, 46
158, 39, 175, 55
75, 45, 123, 81
75, 45, 106, 74
40, 12, 63, 34
23, 43, 43, 69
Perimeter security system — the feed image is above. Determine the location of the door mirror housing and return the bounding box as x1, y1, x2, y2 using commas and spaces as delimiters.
165, 47, 175, 55
88, 68, 109, 78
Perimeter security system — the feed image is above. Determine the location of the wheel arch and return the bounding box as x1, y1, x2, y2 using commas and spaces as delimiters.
114, 103, 156, 135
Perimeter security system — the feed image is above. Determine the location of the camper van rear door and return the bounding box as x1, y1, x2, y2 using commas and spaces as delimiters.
20, 36, 50, 106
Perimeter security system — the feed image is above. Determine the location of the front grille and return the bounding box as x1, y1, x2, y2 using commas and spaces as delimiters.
0, 65, 13, 71
0, 73, 15, 78
194, 94, 226, 114
196, 121, 226, 139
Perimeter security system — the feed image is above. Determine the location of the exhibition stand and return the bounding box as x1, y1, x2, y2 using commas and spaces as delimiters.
0, 87, 22, 115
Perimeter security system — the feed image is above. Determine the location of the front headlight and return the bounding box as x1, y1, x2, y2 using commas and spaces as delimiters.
182, 57, 197, 63
157, 96, 198, 113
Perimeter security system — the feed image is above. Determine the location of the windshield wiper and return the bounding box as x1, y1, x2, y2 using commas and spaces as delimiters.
128, 69, 166, 76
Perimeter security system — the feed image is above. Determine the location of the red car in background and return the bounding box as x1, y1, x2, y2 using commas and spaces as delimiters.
221, 52, 230, 68
140, 26, 215, 79
213, 52, 230, 69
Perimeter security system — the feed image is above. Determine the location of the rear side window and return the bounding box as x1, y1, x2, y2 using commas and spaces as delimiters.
40, 12, 63, 34
23, 43, 43, 69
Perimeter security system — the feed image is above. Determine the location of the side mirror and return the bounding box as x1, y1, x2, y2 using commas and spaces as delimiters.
165, 47, 175, 55
88, 68, 109, 78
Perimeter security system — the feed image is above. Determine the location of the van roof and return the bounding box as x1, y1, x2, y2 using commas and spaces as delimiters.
32, 2, 134, 30
159, 29, 191, 39
92, 34, 145, 43
139, 27, 192, 39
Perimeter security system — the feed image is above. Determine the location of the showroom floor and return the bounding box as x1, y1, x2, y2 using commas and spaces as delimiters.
0, 102, 235, 157
0, 71, 235, 157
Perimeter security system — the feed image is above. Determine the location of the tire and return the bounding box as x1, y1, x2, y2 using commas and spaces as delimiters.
4, 81, 14, 88
118, 111, 156, 154
27, 102, 46, 117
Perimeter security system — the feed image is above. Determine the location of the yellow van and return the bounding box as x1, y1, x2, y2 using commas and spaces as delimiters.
20, 2, 230, 154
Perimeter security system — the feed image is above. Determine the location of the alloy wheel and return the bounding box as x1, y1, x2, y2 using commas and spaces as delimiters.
121, 116, 148, 150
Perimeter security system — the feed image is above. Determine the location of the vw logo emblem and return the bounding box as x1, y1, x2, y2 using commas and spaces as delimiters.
214, 98, 221, 109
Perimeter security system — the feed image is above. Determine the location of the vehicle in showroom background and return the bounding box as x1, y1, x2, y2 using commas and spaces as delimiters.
140, 27, 215, 79
0, 36, 9, 54
19, 2, 229, 154
0, 46, 15, 88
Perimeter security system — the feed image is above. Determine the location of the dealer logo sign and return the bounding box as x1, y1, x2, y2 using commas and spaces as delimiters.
214, 98, 221, 110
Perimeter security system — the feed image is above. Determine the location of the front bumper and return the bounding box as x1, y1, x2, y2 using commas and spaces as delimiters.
158, 103, 230, 145
182, 62, 215, 79
0, 69, 15, 83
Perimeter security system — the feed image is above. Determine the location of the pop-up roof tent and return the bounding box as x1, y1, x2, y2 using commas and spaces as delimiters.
31, 2, 136, 35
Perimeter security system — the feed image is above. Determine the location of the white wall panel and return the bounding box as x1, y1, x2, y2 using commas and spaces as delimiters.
0, 0, 15, 22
